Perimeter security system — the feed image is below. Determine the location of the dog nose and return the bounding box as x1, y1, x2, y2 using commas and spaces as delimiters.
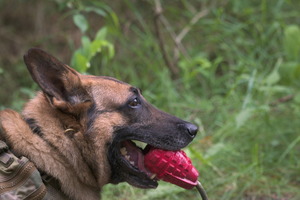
178, 123, 198, 138
186, 123, 198, 138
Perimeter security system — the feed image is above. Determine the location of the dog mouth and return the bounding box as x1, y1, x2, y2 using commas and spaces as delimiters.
119, 140, 158, 187
108, 123, 196, 189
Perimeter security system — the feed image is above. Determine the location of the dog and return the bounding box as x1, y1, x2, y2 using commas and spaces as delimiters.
0, 48, 198, 200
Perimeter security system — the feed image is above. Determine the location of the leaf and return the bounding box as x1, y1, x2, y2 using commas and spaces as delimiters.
73, 14, 89, 33
109, 12, 119, 29
72, 52, 90, 73
284, 25, 300, 62
81, 36, 91, 56
89, 39, 103, 58
278, 135, 300, 163
81, 36, 91, 48
95, 27, 108, 40
265, 68, 280, 86
84, 7, 106, 16
258, 85, 291, 93
235, 108, 253, 128
106, 43, 115, 59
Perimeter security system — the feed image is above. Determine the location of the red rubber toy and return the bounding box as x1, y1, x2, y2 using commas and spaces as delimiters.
144, 147, 199, 189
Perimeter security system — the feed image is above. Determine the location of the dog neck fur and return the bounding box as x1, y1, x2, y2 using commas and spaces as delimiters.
0, 92, 110, 200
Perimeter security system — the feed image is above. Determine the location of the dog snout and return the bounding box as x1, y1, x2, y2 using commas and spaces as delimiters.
178, 123, 198, 138
186, 123, 198, 138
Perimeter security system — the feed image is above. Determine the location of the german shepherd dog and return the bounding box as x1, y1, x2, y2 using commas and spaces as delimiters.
0, 48, 198, 200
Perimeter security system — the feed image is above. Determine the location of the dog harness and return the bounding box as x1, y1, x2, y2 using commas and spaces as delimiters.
0, 140, 69, 200
0, 140, 46, 199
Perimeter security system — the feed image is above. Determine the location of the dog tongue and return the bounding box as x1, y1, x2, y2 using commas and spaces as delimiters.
144, 146, 199, 189
121, 141, 153, 177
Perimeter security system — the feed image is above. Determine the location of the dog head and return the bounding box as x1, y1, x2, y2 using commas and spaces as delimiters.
23, 48, 198, 189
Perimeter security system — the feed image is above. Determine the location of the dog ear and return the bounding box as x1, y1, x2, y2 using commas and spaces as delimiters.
23, 48, 92, 115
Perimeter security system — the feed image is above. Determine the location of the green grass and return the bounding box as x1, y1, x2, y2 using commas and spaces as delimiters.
100, 99, 300, 200
98, 1, 300, 199
1, 0, 300, 199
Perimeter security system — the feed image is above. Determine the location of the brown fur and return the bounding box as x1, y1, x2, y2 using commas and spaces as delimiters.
0, 50, 132, 200
0, 48, 198, 200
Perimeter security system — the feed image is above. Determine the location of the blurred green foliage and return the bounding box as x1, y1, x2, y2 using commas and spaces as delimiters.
0, 0, 300, 199
66, 1, 118, 73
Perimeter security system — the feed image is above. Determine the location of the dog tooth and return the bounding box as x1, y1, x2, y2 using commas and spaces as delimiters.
130, 161, 135, 165
150, 174, 156, 179
125, 155, 130, 160
120, 147, 127, 156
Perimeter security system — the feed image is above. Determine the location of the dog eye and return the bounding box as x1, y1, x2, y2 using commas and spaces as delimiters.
128, 98, 141, 108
